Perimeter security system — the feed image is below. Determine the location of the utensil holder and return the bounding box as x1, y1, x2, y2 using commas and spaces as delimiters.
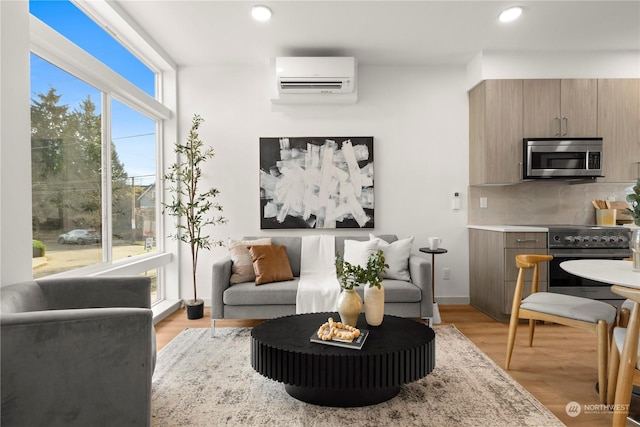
595, 209, 616, 226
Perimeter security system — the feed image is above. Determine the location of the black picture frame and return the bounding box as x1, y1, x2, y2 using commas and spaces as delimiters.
259, 136, 374, 229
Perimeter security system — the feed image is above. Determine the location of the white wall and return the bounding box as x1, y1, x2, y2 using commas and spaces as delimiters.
1, 1, 32, 285
177, 64, 471, 305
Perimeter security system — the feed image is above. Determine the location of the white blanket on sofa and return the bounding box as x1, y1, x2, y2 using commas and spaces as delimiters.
296, 235, 341, 314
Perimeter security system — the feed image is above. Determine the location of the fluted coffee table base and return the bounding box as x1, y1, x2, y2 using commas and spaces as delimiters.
285, 384, 401, 407
251, 312, 435, 407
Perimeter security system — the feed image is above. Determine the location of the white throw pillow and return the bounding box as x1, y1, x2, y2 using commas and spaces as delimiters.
369, 234, 414, 281
343, 239, 379, 268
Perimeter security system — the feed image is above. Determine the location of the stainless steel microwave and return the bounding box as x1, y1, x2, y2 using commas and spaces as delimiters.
523, 137, 603, 179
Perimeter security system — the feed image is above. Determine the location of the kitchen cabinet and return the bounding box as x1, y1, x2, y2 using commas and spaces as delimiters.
523, 79, 597, 137
469, 80, 523, 185
469, 228, 548, 322
469, 78, 638, 186
597, 78, 640, 182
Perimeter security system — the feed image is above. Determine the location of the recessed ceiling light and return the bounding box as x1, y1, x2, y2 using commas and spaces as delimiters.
499, 6, 523, 23
251, 5, 272, 22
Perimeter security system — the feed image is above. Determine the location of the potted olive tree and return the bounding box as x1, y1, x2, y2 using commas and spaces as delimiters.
163, 114, 227, 319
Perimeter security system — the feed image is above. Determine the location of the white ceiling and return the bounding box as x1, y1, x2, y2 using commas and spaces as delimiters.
114, 1, 640, 67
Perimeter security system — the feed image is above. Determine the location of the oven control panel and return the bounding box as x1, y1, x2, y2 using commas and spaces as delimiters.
549, 227, 631, 249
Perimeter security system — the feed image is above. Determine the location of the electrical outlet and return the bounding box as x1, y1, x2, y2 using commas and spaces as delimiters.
480, 197, 488, 208
443, 268, 451, 280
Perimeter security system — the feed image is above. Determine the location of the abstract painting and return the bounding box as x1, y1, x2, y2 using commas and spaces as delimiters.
260, 137, 374, 229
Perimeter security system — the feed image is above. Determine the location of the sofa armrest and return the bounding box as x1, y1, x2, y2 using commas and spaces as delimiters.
409, 255, 433, 318
37, 276, 151, 310
212, 256, 232, 319
1, 308, 153, 426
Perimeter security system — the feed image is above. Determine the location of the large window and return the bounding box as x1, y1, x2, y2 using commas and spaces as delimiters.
29, 0, 170, 305
29, 0, 155, 97
31, 55, 104, 276
111, 99, 157, 261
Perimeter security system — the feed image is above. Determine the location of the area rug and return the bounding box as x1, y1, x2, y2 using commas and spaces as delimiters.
152, 325, 564, 426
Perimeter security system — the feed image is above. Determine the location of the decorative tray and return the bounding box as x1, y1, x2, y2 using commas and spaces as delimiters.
310, 317, 370, 350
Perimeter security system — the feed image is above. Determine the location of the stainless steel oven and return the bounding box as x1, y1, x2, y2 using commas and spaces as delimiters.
547, 225, 631, 306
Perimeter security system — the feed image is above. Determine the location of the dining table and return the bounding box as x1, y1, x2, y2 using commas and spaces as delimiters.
560, 259, 640, 426
560, 260, 639, 289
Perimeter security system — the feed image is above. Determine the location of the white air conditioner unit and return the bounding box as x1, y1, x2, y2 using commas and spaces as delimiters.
270, 57, 358, 104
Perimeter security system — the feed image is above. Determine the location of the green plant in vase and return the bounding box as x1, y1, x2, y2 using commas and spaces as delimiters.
625, 178, 640, 226
335, 250, 387, 290
626, 179, 640, 271
335, 250, 388, 326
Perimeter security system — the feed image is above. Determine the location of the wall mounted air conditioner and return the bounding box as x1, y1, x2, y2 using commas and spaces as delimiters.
270, 57, 358, 104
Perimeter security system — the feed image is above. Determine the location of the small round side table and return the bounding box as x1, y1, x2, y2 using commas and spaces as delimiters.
419, 247, 448, 325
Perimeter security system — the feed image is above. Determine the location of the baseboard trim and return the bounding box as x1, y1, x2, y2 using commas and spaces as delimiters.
436, 296, 470, 305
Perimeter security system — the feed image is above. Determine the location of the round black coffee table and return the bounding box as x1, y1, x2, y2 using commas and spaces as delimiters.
250, 312, 435, 407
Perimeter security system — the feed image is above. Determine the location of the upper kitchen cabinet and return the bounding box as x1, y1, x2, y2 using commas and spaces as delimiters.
469, 79, 523, 185
598, 79, 640, 183
523, 79, 598, 138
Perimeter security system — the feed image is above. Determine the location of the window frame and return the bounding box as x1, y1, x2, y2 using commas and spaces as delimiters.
29, 10, 174, 306
30, 15, 170, 121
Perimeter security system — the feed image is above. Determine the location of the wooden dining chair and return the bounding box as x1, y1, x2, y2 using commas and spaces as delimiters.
505, 254, 617, 404
606, 285, 640, 426
618, 299, 633, 328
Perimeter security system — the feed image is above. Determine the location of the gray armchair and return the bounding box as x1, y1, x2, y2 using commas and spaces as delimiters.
1, 276, 155, 427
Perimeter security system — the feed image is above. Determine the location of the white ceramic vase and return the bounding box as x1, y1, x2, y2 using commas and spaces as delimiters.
364, 284, 385, 326
336, 289, 363, 327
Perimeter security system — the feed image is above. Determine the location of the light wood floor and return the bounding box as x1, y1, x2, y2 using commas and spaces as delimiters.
155, 304, 638, 426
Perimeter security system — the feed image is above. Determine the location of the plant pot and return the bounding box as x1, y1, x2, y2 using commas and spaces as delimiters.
186, 299, 204, 320
336, 289, 362, 327
364, 284, 385, 326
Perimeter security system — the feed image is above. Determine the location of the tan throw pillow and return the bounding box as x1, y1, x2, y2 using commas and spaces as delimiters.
249, 245, 294, 285
228, 238, 272, 284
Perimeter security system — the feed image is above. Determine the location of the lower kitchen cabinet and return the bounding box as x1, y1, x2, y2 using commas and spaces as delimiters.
469, 229, 548, 322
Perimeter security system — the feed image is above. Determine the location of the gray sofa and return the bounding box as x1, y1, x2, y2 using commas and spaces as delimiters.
211, 234, 432, 330
1, 276, 155, 427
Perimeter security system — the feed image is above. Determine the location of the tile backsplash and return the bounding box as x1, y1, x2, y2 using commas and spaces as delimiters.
468, 181, 636, 225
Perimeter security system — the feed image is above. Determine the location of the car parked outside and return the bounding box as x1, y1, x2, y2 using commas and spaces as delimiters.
57, 229, 101, 245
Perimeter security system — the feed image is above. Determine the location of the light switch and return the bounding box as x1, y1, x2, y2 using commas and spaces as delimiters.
480, 197, 488, 208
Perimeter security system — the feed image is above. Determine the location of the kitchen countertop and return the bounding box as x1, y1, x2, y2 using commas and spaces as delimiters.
468, 224, 639, 232
467, 225, 548, 232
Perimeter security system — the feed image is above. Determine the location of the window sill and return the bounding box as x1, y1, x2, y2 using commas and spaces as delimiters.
152, 299, 181, 325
